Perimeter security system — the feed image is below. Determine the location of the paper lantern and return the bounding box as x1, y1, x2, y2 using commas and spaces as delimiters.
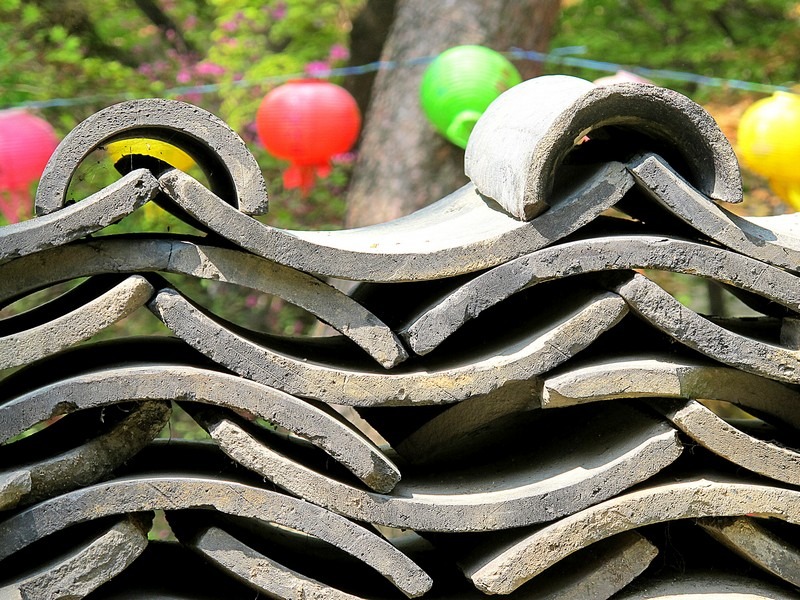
0, 110, 59, 223
738, 91, 800, 182
106, 138, 194, 172
420, 45, 521, 149
738, 92, 800, 185
768, 179, 800, 211
256, 80, 361, 193
593, 70, 653, 86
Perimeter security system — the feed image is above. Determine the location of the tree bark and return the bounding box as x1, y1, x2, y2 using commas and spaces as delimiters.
343, 0, 399, 120
345, 0, 560, 228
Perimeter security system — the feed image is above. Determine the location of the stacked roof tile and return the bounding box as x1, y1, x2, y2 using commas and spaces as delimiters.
0, 75, 798, 598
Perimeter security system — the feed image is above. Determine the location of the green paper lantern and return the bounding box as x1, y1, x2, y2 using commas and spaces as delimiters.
420, 45, 522, 148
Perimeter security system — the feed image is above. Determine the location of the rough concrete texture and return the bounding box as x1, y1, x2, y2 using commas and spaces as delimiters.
149, 285, 627, 406
35, 98, 268, 216
464, 478, 800, 594
187, 525, 370, 600
0, 365, 400, 493
542, 354, 800, 430
186, 524, 658, 600
0, 237, 408, 368
651, 399, 800, 486
613, 273, 800, 384
2, 84, 800, 596
0, 400, 170, 510
0, 470, 31, 512
195, 403, 682, 532
501, 531, 659, 600
0, 515, 149, 599
0, 476, 432, 598
402, 235, 800, 355
0, 169, 158, 264
612, 570, 800, 599
158, 162, 632, 281
0, 275, 154, 370
71, 539, 267, 598
630, 153, 800, 273
698, 517, 800, 588
394, 379, 542, 465
465, 75, 741, 220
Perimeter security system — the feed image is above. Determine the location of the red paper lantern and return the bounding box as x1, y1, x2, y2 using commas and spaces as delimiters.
0, 110, 59, 223
256, 80, 361, 193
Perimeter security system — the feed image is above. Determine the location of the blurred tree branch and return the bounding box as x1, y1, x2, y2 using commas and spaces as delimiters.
132, 0, 198, 56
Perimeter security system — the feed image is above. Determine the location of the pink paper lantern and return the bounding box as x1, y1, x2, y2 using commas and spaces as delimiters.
593, 70, 653, 87
0, 110, 59, 222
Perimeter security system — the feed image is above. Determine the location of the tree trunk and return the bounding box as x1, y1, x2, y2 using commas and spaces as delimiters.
345, 0, 560, 228
342, 0, 399, 120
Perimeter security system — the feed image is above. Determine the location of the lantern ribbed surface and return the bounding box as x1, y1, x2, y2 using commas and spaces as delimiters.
420, 45, 522, 148
737, 91, 800, 183
256, 80, 360, 166
256, 80, 361, 192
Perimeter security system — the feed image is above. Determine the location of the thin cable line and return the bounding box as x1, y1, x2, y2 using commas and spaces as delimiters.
2, 46, 795, 111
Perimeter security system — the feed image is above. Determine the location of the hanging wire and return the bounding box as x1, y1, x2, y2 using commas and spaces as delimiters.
1, 46, 795, 111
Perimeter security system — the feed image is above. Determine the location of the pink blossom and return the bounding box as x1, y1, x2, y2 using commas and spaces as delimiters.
183, 15, 197, 30
195, 61, 225, 76
180, 92, 203, 104
176, 68, 191, 84
242, 121, 258, 143
304, 61, 330, 76
221, 19, 238, 32
271, 2, 287, 20
593, 70, 653, 86
329, 44, 349, 62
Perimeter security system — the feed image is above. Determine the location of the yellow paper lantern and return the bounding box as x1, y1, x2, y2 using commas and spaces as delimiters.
737, 91, 800, 183
768, 179, 800, 211
106, 138, 194, 172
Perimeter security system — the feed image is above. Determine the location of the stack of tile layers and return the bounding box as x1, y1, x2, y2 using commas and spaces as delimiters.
0, 76, 798, 599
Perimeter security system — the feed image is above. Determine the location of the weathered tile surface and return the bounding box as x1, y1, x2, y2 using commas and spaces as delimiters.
1, 77, 798, 597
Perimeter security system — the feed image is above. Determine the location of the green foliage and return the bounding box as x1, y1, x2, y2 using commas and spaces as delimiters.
549, 0, 800, 99
205, 0, 360, 131
0, 0, 360, 333
0, 0, 360, 128
1, 2, 153, 124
